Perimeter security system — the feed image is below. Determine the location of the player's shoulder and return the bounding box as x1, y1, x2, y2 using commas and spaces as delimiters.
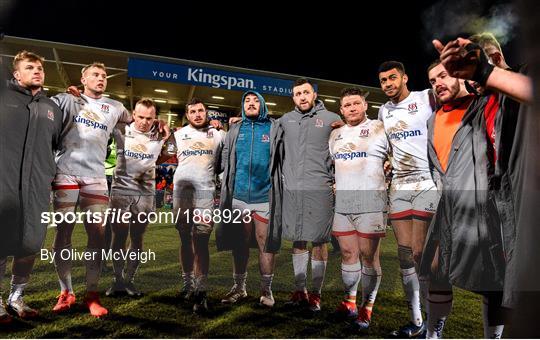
52, 92, 76, 104
379, 101, 392, 112
410, 89, 436, 115
368, 119, 386, 138
321, 109, 340, 121
369, 119, 384, 129
410, 89, 432, 101
52, 92, 70, 100
281, 111, 294, 120
40, 94, 61, 107
52, 93, 89, 111
174, 125, 188, 137
329, 126, 344, 140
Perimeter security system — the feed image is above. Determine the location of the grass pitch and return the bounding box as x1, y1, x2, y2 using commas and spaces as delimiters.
0, 211, 483, 338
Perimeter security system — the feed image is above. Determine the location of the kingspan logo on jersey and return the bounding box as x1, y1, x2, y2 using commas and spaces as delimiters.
73, 110, 108, 131
388, 120, 422, 141
388, 129, 422, 141
334, 143, 367, 161
188, 68, 255, 90
123, 144, 154, 160
180, 142, 213, 157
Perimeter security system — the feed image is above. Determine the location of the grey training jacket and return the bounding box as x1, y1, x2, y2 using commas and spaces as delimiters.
421, 95, 506, 293
0, 80, 63, 256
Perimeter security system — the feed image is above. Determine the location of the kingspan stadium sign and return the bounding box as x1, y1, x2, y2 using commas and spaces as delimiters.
127, 58, 305, 97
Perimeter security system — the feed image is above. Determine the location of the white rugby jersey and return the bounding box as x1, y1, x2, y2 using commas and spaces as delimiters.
329, 119, 389, 213
378, 89, 435, 183
172, 125, 226, 196
53, 93, 131, 177
111, 123, 165, 195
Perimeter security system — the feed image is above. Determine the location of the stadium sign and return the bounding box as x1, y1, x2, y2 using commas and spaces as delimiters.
207, 109, 229, 122
128, 58, 309, 97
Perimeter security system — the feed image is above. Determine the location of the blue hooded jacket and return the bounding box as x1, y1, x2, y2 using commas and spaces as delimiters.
233, 91, 272, 203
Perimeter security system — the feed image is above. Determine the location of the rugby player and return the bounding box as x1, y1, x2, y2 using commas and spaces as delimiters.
0, 51, 63, 322
164, 98, 225, 314
268, 78, 342, 314
50, 62, 168, 317
105, 98, 165, 297
377, 61, 438, 337
217, 91, 276, 308
329, 88, 388, 331
420, 37, 532, 339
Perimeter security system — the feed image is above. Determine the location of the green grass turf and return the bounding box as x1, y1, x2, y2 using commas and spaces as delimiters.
0, 211, 484, 338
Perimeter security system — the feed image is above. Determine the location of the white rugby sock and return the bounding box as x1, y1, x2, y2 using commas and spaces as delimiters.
124, 249, 140, 283
261, 274, 274, 294
182, 271, 194, 291
54, 246, 73, 293
233, 272, 247, 292
195, 274, 208, 292
400, 267, 423, 326
427, 292, 453, 339
8, 275, 29, 303
485, 324, 504, 339
292, 251, 309, 292
361, 266, 382, 309
311, 259, 327, 295
341, 262, 361, 301
85, 248, 102, 292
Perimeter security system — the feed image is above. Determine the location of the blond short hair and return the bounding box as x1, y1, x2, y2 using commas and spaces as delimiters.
469, 32, 502, 53
81, 62, 106, 75
12, 50, 44, 71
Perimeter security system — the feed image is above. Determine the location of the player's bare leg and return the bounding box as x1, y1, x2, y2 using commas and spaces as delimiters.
192, 224, 211, 314
108, 217, 129, 296
51, 188, 78, 313
125, 221, 149, 296
254, 218, 275, 307
178, 225, 195, 300
222, 220, 251, 304
80, 195, 109, 317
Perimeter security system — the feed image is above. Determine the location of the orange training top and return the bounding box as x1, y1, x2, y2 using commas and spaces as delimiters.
433, 95, 475, 172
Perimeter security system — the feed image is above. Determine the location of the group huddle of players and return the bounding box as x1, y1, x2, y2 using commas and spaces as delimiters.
0, 32, 532, 339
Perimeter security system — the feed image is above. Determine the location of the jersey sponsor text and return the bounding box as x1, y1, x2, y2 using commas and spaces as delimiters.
388, 129, 422, 141
73, 115, 108, 131
334, 151, 368, 160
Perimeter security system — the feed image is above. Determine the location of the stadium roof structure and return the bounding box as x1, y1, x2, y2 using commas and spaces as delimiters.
1, 36, 386, 126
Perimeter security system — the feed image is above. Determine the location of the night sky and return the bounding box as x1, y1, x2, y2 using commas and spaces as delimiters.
1, 0, 521, 91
